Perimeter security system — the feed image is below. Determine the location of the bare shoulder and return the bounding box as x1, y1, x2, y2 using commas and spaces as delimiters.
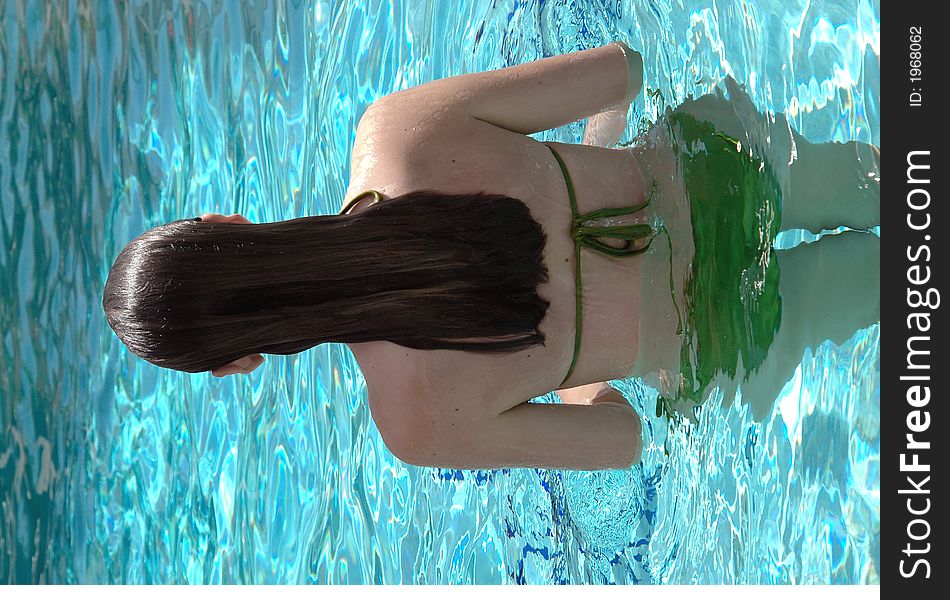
355, 95, 466, 154
350, 342, 644, 471
347, 341, 501, 464
346, 342, 430, 459
345, 98, 481, 201
346, 101, 533, 211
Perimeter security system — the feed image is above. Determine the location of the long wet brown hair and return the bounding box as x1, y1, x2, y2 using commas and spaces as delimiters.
102, 191, 551, 373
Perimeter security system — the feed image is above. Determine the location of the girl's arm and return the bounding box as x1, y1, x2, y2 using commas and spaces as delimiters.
373, 42, 643, 135
397, 399, 643, 471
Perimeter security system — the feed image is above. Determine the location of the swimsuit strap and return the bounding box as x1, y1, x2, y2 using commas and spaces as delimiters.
340, 189, 385, 215
543, 142, 656, 387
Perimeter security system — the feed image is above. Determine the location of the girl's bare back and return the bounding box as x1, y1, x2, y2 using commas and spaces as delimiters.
342, 43, 655, 470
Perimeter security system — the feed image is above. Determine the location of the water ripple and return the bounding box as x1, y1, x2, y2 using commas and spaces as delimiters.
0, 0, 878, 584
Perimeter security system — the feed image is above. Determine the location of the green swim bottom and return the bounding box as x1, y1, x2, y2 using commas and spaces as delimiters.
658, 111, 784, 416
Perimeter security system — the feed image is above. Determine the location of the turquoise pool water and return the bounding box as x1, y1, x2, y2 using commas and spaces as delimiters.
0, 0, 879, 584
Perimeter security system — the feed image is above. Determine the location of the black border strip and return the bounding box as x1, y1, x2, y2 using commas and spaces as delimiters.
883, 3, 945, 593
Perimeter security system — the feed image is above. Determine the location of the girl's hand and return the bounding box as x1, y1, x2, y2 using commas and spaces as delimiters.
580, 42, 640, 147
582, 105, 629, 148
212, 354, 265, 377
199, 212, 252, 224
198, 211, 262, 378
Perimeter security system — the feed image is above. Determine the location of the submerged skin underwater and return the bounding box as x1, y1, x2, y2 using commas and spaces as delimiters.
103, 43, 881, 471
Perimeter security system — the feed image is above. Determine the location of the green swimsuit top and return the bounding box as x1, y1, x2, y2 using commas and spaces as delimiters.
341, 142, 655, 389
339, 189, 386, 215
543, 143, 655, 387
